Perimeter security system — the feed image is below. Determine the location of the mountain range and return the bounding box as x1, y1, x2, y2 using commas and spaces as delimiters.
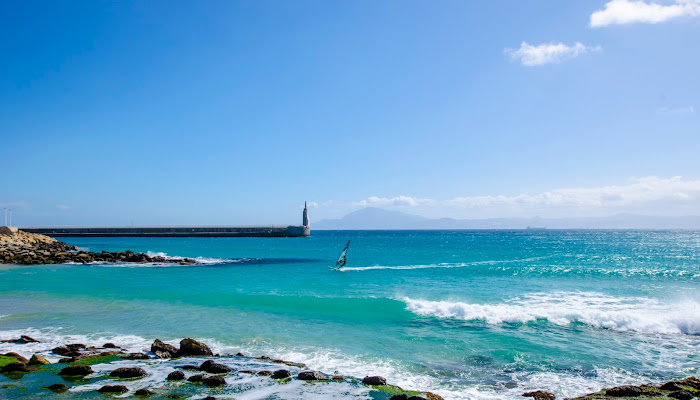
312, 207, 700, 230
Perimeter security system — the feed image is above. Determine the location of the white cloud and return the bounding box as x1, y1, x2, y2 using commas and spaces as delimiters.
355, 196, 434, 207
505, 42, 601, 66
56, 205, 70, 210
591, 0, 700, 27
658, 106, 695, 114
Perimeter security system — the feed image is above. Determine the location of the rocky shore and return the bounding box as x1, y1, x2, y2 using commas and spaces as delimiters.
0, 335, 446, 399
0, 228, 195, 265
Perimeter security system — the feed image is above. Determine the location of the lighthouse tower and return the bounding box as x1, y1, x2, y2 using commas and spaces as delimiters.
301, 202, 311, 236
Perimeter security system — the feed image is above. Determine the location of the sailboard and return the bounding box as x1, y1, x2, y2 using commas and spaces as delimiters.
331, 240, 350, 270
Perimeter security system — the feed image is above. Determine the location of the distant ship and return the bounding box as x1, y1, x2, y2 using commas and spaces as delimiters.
525, 226, 546, 231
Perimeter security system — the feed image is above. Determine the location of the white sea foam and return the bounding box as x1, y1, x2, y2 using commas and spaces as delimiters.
403, 292, 700, 335
145, 251, 230, 265
342, 257, 548, 272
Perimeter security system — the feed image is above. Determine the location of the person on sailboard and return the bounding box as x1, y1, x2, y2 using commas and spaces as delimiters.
335, 240, 350, 269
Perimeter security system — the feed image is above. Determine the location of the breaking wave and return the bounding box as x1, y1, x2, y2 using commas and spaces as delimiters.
403, 292, 700, 335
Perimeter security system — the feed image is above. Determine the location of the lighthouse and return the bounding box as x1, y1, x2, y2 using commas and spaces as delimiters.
303, 201, 309, 228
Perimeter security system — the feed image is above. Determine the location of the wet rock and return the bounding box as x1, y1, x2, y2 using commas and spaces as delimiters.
669, 390, 694, 400
3, 352, 29, 364
298, 371, 326, 380
332, 375, 345, 381
151, 338, 178, 358
97, 384, 129, 394
52, 346, 71, 356
180, 365, 199, 371
67, 343, 86, 351
606, 385, 644, 397
272, 369, 292, 379
28, 354, 50, 365
167, 370, 185, 381
523, 391, 556, 400
120, 352, 150, 360
176, 338, 213, 357
200, 360, 232, 374
235, 352, 245, 357
425, 393, 445, 400
187, 374, 204, 383
109, 367, 147, 379
238, 370, 255, 374
134, 388, 155, 396
679, 377, 700, 390
0, 362, 31, 373
1, 335, 39, 344
257, 370, 273, 376
43, 383, 68, 392
103, 343, 118, 348
390, 395, 409, 400
362, 376, 387, 386
58, 365, 93, 376
661, 382, 685, 391
408, 397, 427, 400
204, 397, 217, 400
203, 375, 226, 387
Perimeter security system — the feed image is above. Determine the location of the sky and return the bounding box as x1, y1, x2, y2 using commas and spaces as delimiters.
1, 0, 699, 226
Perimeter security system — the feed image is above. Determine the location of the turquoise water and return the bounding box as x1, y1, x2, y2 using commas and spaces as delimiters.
1, 230, 700, 399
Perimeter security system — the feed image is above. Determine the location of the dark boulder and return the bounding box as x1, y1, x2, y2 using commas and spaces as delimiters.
52, 346, 71, 356
109, 367, 147, 379
390, 395, 409, 400
298, 371, 326, 380
408, 397, 427, 400
180, 364, 200, 371
134, 388, 155, 396
4, 352, 29, 363
120, 352, 150, 360
28, 354, 50, 365
43, 383, 68, 392
238, 370, 255, 374
204, 397, 217, 400
167, 370, 185, 381
151, 338, 178, 357
257, 370, 273, 376
199, 360, 232, 374
679, 377, 700, 390
1, 362, 31, 373
187, 374, 204, 383
669, 390, 694, 400
103, 343, 118, 348
661, 382, 685, 391
606, 386, 644, 397
97, 385, 129, 394
203, 375, 226, 387
66, 343, 86, 350
272, 369, 292, 379
332, 375, 345, 381
1, 335, 39, 344
58, 365, 93, 376
522, 391, 556, 400
362, 376, 387, 386
176, 338, 213, 357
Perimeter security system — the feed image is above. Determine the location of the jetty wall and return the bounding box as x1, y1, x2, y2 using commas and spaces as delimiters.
22, 225, 311, 238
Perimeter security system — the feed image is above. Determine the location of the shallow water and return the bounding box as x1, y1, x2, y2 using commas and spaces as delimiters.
1, 230, 699, 399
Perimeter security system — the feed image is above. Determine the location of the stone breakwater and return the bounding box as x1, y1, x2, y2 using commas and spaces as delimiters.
0, 335, 446, 400
0, 229, 195, 265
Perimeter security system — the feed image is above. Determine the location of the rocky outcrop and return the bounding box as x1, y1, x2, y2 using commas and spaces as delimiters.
203, 375, 227, 387
362, 376, 388, 385
97, 384, 129, 394
523, 390, 556, 400
0, 229, 196, 265
134, 388, 154, 396
176, 338, 213, 357
272, 369, 292, 379
167, 370, 185, 380
1, 335, 40, 344
28, 354, 50, 365
200, 360, 231, 374
109, 367, 147, 379
42, 383, 69, 392
298, 371, 326, 380
151, 338, 179, 358
58, 365, 93, 376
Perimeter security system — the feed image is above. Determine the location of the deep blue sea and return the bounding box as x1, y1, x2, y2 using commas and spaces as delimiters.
1, 230, 699, 399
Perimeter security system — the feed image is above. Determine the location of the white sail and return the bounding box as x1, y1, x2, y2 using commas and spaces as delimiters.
335, 240, 350, 268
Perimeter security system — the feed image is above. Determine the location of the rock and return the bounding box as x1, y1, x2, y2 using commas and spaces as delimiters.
187, 374, 204, 383
52, 346, 71, 356
28, 354, 50, 365
151, 338, 178, 357
362, 376, 387, 386
97, 384, 129, 394
176, 338, 213, 357
66, 343, 86, 350
1, 335, 39, 344
103, 343, 118, 348
235, 352, 245, 357
43, 383, 69, 392
661, 382, 685, 391
120, 352, 150, 360
298, 371, 326, 380
58, 365, 93, 376
180, 364, 200, 371
606, 385, 644, 397
390, 395, 409, 400
522, 391, 556, 400
3, 352, 29, 363
203, 375, 226, 387
0, 362, 31, 373
199, 360, 232, 374
272, 369, 292, 379
238, 370, 255, 374
134, 388, 155, 396
257, 370, 273, 376
109, 367, 147, 379
167, 370, 185, 381
679, 377, 700, 390
408, 397, 427, 400
203, 397, 217, 400
669, 390, 694, 400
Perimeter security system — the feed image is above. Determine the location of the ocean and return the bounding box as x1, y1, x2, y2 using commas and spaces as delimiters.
1, 230, 699, 399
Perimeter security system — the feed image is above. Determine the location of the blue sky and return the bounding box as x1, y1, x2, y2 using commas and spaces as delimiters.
2, 0, 699, 226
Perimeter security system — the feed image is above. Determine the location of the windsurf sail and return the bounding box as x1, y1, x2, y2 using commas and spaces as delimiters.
335, 240, 350, 269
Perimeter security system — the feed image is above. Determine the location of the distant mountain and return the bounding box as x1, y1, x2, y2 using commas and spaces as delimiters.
313, 207, 700, 230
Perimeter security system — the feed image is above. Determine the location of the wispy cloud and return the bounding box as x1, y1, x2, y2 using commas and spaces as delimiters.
505, 42, 601, 66
354, 176, 700, 217
658, 106, 695, 114
56, 205, 71, 211
354, 196, 434, 207
591, 0, 700, 27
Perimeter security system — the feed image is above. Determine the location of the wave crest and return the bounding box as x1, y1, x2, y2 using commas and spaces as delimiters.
403, 292, 700, 335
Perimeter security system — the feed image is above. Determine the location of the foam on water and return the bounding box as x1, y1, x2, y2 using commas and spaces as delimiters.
404, 291, 700, 335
